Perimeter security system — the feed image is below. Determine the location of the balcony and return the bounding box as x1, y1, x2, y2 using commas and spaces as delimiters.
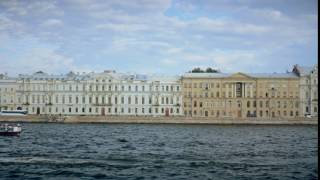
93, 103, 112, 106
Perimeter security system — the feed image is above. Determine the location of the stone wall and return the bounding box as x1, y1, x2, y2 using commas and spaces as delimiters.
0, 115, 317, 125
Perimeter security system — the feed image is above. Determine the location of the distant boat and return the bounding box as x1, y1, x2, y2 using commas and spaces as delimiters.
0, 110, 27, 116
0, 123, 22, 136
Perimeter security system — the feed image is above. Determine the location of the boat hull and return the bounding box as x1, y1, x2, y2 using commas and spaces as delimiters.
0, 131, 21, 136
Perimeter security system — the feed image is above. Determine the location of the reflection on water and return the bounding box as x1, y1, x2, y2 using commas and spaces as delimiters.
0, 123, 318, 179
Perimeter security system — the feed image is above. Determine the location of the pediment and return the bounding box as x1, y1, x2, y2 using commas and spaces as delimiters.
229, 72, 253, 79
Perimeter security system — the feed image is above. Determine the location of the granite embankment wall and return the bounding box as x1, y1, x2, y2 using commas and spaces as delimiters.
0, 115, 318, 125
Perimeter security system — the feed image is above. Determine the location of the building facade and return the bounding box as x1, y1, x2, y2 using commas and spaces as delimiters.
293, 64, 318, 117
182, 72, 301, 119
0, 74, 18, 111
14, 71, 183, 116
0, 64, 317, 119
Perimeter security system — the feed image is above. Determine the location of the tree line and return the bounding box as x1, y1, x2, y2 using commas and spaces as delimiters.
188, 67, 220, 73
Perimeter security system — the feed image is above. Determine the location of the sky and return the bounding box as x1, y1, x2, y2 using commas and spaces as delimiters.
0, 0, 318, 76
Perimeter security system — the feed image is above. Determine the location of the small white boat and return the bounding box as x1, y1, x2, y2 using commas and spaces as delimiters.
0, 123, 22, 136
0, 110, 27, 116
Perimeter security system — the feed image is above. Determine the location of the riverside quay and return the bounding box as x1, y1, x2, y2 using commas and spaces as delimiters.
0, 64, 318, 119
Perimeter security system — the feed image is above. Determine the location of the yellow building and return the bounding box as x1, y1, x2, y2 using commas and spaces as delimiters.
182, 72, 300, 119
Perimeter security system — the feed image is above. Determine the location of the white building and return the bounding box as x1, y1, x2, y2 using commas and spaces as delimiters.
14, 70, 183, 116
293, 64, 318, 117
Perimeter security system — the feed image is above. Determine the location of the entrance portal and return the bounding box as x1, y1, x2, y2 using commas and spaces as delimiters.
237, 110, 242, 118
101, 107, 105, 116
165, 108, 169, 116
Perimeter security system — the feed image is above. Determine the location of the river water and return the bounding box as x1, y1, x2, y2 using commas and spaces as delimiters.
0, 123, 318, 179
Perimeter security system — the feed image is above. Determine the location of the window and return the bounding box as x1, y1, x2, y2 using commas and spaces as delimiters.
135, 97, 138, 104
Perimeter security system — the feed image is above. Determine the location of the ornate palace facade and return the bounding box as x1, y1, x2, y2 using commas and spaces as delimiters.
1, 71, 183, 116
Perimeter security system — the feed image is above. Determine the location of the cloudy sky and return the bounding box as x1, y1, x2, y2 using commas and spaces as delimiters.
0, 0, 317, 76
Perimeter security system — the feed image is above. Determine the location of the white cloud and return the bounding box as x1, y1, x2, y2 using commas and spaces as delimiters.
0, 14, 23, 32
161, 58, 179, 65
189, 17, 271, 35
42, 19, 63, 27
0, 48, 75, 75
0, 0, 63, 16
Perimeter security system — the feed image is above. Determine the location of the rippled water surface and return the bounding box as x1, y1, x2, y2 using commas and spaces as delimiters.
0, 123, 318, 179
